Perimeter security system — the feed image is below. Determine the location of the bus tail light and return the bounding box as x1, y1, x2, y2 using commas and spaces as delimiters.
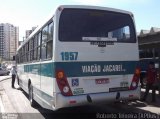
56, 70, 73, 96
129, 67, 141, 90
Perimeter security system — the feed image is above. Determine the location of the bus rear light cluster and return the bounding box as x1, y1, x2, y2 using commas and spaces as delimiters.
129, 67, 141, 90
56, 70, 73, 96
63, 86, 69, 93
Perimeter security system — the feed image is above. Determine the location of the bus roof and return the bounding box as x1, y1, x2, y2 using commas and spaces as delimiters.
59, 5, 133, 15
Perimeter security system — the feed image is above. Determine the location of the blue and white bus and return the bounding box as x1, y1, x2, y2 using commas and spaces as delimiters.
16, 5, 140, 110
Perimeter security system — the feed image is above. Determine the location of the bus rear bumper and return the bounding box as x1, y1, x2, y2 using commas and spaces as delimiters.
55, 87, 140, 110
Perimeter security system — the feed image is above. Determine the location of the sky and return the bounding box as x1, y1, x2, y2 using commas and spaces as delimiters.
0, 0, 160, 41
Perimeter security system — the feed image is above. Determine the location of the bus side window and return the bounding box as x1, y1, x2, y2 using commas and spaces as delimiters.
41, 26, 48, 60
37, 32, 41, 60
33, 35, 38, 61
26, 42, 29, 62
47, 22, 53, 59
29, 38, 34, 62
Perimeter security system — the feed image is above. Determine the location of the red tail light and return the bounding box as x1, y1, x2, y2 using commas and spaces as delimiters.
56, 70, 73, 96
129, 67, 141, 90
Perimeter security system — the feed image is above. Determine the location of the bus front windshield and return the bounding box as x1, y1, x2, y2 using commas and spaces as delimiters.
59, 8, 136, 43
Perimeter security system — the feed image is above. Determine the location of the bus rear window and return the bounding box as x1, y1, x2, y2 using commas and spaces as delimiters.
59, 8, 136, 43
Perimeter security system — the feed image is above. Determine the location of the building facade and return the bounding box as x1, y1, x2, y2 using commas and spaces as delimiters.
0, 25, 4, 60
0, 23, 19, 61
138, 27, 160, 72
25, 30, 32, 39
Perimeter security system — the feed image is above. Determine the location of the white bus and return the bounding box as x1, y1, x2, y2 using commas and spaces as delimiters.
16, 5, 140, 110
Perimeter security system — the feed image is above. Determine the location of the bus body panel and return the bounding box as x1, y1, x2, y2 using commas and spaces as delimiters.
53, 41, 139, 95
55, 87, 140, 109
53, 6, 140, 109
54, 42, 139, 62
17, 61, 55, 110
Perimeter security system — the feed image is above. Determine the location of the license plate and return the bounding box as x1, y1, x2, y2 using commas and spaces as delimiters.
120, 82, 129, 87
95, 78, 109, 84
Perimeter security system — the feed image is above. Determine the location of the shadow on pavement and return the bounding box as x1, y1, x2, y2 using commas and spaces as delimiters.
16, 87, 160, 119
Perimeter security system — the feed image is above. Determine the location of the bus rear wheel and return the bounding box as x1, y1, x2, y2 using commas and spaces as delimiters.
28, 84, 36, 107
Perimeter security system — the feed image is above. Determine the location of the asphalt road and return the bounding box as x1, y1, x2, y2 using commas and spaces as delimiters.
1, 76, 160, 119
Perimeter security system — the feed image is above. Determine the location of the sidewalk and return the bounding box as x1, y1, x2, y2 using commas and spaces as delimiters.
0, 76, 10, 113
0, 76, 17, 114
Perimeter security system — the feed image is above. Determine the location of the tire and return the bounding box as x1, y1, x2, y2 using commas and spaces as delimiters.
28, 84, 36, 107
7, 72, 9, 75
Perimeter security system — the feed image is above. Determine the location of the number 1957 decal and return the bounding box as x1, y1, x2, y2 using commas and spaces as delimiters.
61, 52, 78, 61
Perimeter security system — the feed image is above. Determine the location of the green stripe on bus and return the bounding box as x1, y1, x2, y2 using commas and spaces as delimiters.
55, 61, 138, 77
24, 63, 54, 77
23, 61, 138, 78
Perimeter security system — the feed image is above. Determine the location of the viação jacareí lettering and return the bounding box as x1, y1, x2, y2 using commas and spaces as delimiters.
82, 64, 125, 73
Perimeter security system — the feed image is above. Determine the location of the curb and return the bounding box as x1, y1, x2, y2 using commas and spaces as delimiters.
0, 77, 11, 82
